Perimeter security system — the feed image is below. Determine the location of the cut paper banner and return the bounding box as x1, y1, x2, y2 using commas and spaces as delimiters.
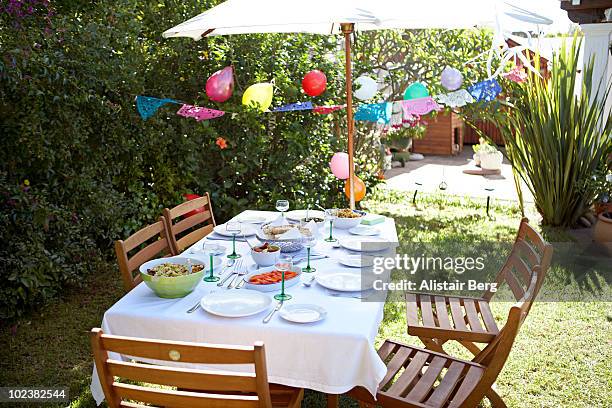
502, 66, 528, 83
401, 97, 441, 116
176, 104, 225, 121
435, 89, 475, 108
468, 79, 502, 102
313, 105, 345, 114
272, 101, 313, 112
389, 101, 404, 129
136, 96, 179, 120
355, 103, 392, 124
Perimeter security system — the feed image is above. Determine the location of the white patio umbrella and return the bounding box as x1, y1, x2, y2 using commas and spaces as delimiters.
163, 0, 552, 208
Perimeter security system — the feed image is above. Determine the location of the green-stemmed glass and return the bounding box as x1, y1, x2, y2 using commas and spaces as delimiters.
300, 222, 317, 273
203, 252, 219, 282
324, 209, 338, 243
226, 222, 242, 259
274, 255, 293, 301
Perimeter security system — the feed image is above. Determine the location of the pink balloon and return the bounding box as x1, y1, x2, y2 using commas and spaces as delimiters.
330, 152, 350, 180
206, 66, 234, 103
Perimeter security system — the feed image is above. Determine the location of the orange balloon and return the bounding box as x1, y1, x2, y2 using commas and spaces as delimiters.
344, 176, 366, 202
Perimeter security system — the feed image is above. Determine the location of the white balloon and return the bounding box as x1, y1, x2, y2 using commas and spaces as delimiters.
354, 76, 378, 100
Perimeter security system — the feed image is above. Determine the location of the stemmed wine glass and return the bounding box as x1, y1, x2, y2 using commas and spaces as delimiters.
276, 199, 289, 219
202, 248, 219, 282
274, 255, 293, 301
226, 222, 242, 259
300, 222, 316, 273
324, 209, 338, 242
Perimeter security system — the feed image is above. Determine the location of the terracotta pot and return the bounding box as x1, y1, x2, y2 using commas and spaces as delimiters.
593, 212, 612, 243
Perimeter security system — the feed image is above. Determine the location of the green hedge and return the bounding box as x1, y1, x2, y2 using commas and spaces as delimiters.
0, 0, 373, 318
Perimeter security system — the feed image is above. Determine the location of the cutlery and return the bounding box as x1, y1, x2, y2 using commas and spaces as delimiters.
263, 300, 283, 323
219, 258, 236, 278
186, 301, 201, 313
292, 255, 327, 264
228, 260, 247, 289
217, 260, 240, 287
186, 290, 216, 313
302, 275, 315, 287
326, 290, 373, 299
207, 236, 247, 242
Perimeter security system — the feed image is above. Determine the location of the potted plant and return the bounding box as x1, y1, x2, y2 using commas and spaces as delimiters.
385, 124, 426, 165
475, 140, 503, 171
590, 168, 612, 244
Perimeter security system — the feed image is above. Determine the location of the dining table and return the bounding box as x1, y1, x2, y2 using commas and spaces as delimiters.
90, 209, 398, 406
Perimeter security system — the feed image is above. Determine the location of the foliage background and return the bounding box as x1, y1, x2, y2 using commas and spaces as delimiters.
0, 0, 494, 318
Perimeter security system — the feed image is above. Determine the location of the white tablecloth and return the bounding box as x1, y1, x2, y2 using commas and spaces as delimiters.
91, 210, 397, 405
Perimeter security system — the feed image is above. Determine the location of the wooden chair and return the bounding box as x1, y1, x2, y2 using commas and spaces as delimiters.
90, 328, 304, 408
348, 273, 539, 408
404, 217, 552, 407
164, 192, 216, 254
114, 217, 175, 291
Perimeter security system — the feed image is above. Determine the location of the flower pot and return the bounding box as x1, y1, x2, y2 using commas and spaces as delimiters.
480, 151, 503, 171
473, 152, 481, 166
593, 212, 612, 243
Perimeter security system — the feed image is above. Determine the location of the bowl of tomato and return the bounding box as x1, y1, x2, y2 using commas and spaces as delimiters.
250, 242, 281, 267
243, 265, 302, 292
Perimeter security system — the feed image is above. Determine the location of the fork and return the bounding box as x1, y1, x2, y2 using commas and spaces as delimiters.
227, 259, 247, 289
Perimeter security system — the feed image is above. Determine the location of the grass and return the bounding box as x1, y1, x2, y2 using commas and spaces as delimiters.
1, 189, 610, 407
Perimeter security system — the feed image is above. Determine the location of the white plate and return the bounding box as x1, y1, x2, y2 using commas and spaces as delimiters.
213, 224, 257, 237
279, 304, 327, 323
286, 210, 325, 222
338, 254, 375, 268
243, 266, 301, 292
349, 225, 380, 236
188, 243, 226, 257
340, 237, 392, 252
200, 290, 272, 318
234, 215, 268, 224
316, 271, 364, 292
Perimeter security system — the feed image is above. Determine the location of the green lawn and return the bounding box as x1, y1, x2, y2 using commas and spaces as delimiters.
1, 190, 610, 407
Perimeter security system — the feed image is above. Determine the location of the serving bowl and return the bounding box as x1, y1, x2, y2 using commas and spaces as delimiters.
333, 209, 366, 229
251, 243, 281, 267
243, 265, 302, 292
139, 256, 210, 298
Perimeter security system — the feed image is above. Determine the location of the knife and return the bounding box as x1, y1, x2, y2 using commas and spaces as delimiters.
262, 301, 283, 323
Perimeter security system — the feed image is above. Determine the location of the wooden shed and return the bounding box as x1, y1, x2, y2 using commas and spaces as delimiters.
412, 111, 463, 155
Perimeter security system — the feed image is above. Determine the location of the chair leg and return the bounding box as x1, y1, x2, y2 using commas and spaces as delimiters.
419, 337, 446, 353
327, 393, 338, 408
486, 386, 508, 408
459, 340, 482, 356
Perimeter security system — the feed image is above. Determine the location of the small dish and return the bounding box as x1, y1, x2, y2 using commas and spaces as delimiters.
279, 304, 327, 323
348, 225, 380, 236
338, 254, 375, 268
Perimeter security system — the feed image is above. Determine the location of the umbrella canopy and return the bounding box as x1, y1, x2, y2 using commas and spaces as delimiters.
162, 0, 553, 39
162, 0, 552, 208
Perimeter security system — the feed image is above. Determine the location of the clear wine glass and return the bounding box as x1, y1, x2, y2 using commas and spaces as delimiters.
276, 199, 289, 219
226, 222, 242, 259
300, 222, 317, 273
274, 255, 293, 301
324, 208, 338, 243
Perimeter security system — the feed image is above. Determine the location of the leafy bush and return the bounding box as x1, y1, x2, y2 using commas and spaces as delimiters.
0, 0, 360, 318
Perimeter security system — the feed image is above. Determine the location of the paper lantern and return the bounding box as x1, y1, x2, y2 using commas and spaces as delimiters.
302, 70, 327, 97
242, 82, 273, 112
354, 76, 377, 100
344, 176, 366, 202
404, 82, 429, 100
440, 67, 463, 91
206, 66, 234, 103
330, 152, 350, 180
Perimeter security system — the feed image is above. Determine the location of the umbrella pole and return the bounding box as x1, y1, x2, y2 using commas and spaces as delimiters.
341, 23, 355, 209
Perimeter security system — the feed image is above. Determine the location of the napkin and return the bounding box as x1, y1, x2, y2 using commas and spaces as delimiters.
268, 215, 286, 226
360, 214, 385, 226
303, 219, 317, 235
277, 227, 301, 240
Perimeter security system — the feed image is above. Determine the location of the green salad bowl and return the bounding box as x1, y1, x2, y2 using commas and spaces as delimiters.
139, 257, 206, 298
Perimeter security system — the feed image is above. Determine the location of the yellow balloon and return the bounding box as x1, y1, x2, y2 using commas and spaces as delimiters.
242, 82, 273, 112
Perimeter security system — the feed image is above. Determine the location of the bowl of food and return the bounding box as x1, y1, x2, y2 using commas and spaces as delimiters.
251, 242, 281, 267
139, 257, 209, 298
243, 265, 301, 292
333, 208, 366, 229
256, 223, 314, 252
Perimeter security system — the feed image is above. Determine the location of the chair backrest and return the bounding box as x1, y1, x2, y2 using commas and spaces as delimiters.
90, 328, 273, 408
114, 217, 174, 291
460, 273, 539, 407
483, 217, 553, 303
164, 192, 216, 254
